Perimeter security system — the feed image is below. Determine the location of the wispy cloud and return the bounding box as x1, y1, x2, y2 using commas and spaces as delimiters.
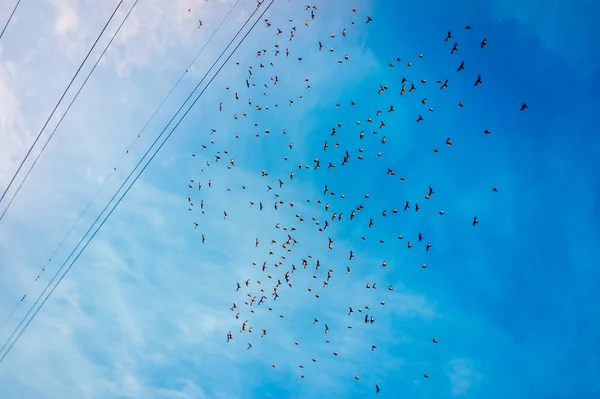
445, 358, 482, 396
489, 0, 597, 76
49, 0, 79, 37
1, 0, 599, 398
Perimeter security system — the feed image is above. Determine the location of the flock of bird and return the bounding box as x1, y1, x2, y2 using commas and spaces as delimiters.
184, 2, 526, 394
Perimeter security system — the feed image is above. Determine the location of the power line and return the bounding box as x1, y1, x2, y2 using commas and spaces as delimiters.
0, 0, 141, 339
0, 0, 270, 362
0, 0, 139, 224
0, 0, 275, 364
111, 0, 243, 180
0, 0, 124, 215
0, 0, 22, 42
0, 0, 242, 345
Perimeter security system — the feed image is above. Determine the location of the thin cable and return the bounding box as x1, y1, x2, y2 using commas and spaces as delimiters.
0, 0, 141, 340
0, 0, 124, 212
0, 0, 241, 342
0, 0, 274, 363
0, 0, 21, 42
0, 0, 270, 362
0, 0, 138, 224
112, 0, 242, 173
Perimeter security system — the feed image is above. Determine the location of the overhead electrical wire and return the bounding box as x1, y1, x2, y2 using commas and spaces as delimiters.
0, 0, 242, 346
0, 0, 271, 362
0, 0, 142, 340
111, 0, 243, 181
0, 0, 139, 225
0, 0, 22, 42
0, 0, 275, 364
0, 0, 124, 215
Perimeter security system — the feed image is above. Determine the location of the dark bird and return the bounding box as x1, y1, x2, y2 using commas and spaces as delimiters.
481, 38, 487, 48
457, 60, 464, 71
474, 75, 482, 86
520, 103, 528, 111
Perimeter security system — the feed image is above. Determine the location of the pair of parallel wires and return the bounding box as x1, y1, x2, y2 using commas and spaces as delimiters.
0, 0, 273, 363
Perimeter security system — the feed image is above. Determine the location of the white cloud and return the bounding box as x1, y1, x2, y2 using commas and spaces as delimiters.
0, 61, 29, 181
0, 0, 445, 397
490, 0, 595, 75
445, 358, 482, 396
49, 0, 79, 36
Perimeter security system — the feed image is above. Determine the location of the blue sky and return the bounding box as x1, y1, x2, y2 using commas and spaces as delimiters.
0, 0, 599, 398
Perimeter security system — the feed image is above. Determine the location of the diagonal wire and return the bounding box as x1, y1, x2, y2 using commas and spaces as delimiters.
0, 0, 22, 42
0, 0, 275, 364
0, 0, 141, 339
0, 0, 242, 344
0, 0, 137, 224
111, 0, 243, 182
0, 0, 124, 214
